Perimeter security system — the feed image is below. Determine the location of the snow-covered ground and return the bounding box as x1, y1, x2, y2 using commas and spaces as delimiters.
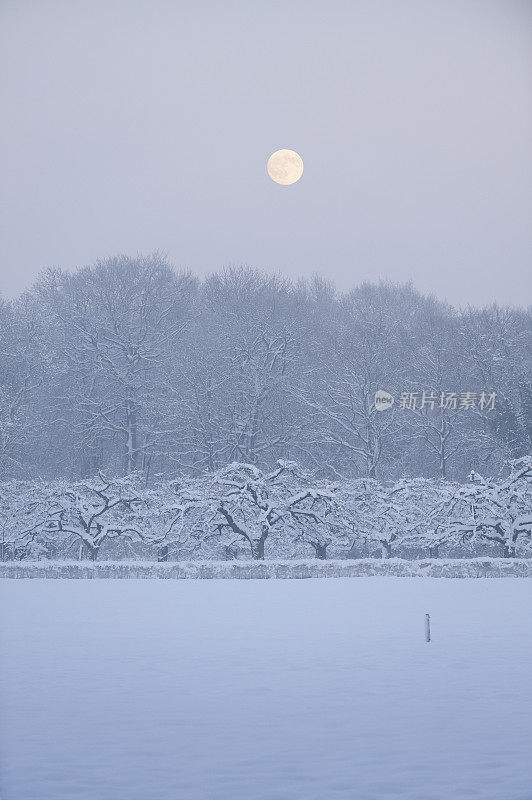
0, 578, 531, 800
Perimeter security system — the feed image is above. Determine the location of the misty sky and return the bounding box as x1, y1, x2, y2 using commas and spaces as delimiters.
1, 0, 531, 306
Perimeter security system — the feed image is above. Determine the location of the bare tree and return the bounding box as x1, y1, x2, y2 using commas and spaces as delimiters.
35, 254, 196, 477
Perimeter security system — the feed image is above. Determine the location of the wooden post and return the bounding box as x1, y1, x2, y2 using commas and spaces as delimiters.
425, 613, 431, 642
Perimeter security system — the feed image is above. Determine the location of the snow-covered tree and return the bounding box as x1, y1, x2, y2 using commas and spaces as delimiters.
208, 463, 285, 559
444, 457, 532, 557
36, 474, 146, 560
0, 298, 44, 479
265, 462, 348, 559
0, 481, 50, 560
0, 258, 529, 485
33, 254, 196, 477
152, 463, 285, 560
345, 478, 426, 559
398, 478, 458, 558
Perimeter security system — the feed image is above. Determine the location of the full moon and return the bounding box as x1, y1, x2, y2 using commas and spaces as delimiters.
267, 149, 304, 185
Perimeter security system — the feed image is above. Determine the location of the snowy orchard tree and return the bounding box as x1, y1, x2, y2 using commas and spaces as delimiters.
265, 461, 350, 559
199, 461, 357, 560
36, 474, 146, 560
143, 464, 282, 560
1, 457, 530, 562
147, 461, 352, 561
345, 479, 425, 559
397, 478, 459, 558
204, 463, 285, 560
0, 481, 51, 560
141, 476, 213, 560
443, 457, 532, 557
283, 488, 346, 559
341, 478, 462, 559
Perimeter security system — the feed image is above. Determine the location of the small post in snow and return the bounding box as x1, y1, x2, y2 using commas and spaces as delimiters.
425, 613, 431, 643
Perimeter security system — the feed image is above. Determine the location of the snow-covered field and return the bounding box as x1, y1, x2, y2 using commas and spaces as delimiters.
0, 578, 531, 800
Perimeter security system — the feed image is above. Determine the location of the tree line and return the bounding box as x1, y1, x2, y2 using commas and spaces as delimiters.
0, 253, 530, 483
1, 457, 531, 561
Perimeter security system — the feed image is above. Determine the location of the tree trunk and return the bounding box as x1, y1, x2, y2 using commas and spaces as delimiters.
314, 543, 328, 559
82, 542, 99, 560
251, 535, 266, 560
124, 397, 138, 474
381, 542, 392, 559
438, 418, 447, 479
503, 543, 516, 558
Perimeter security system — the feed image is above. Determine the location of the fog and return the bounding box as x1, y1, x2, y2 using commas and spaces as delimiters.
1, 0, 531, 305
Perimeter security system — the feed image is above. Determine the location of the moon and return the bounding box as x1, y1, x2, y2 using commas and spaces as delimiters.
267, 149, 304, 185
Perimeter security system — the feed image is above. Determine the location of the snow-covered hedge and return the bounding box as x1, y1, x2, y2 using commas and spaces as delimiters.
1, 558, 531, 579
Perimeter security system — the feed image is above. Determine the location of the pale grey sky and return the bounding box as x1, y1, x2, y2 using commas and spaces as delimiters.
1, 0, 531, 305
